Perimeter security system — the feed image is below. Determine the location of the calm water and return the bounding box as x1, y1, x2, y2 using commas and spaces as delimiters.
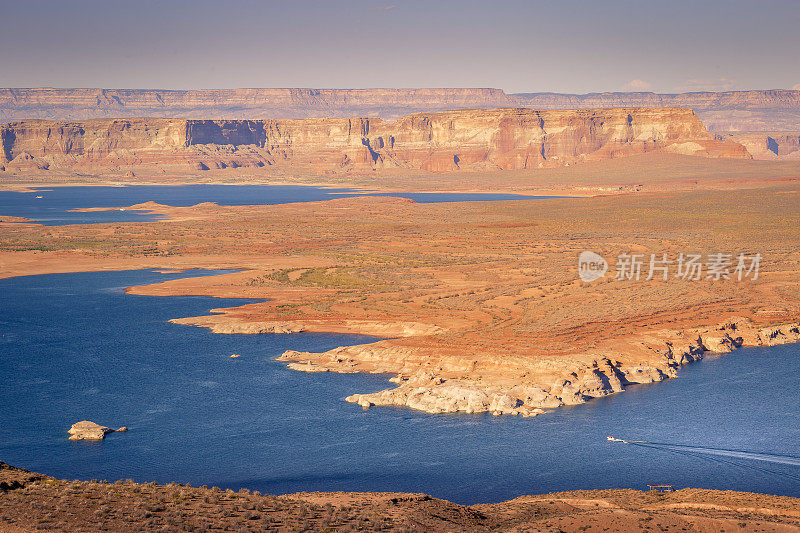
1, 269, 799, 504
0, 185, 561, 225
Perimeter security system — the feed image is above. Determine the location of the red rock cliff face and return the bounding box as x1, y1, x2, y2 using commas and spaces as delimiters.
1, 119, 187, 157
185, 120, 266, 146
256, 108, 748, 170
0, 108, 749, 173
0, 119, 191, 171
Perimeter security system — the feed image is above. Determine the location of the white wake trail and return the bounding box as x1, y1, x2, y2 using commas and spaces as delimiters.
609, 437, 800, 467
651, 444, 800, 467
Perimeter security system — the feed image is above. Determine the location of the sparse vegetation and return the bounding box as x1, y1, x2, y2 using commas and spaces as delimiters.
2, 461, 800, 532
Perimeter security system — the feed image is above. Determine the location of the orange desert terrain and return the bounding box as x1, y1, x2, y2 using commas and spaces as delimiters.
1, 159, 799, 417
2, 102, 800, 530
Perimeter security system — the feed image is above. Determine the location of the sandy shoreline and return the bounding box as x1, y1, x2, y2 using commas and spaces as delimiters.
2, 152, 800, 196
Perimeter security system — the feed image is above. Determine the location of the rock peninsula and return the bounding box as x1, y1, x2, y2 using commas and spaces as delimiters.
280, 318, 800, 416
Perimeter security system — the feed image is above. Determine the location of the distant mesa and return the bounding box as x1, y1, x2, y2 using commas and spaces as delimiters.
1, 87, 799, 131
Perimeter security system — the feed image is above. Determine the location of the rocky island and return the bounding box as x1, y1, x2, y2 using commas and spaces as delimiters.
67, 421, 127, 440
67, 421, 113, 441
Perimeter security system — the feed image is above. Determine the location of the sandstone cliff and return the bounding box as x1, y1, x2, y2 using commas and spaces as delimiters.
715, 131, 800, 160
2, 87, 799, 131
276, 318, 800, 417
0, 108, 748, 173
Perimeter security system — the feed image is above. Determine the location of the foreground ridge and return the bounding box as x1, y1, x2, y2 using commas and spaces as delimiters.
3, 460, 800, 531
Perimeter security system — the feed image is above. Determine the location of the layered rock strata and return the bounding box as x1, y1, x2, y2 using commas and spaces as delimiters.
0, 108, 748, 173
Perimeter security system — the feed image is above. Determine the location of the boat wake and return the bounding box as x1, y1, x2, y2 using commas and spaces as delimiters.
607, 436, 800, 481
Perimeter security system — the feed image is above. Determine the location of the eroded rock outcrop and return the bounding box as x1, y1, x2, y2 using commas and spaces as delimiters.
277, 318, 800, 417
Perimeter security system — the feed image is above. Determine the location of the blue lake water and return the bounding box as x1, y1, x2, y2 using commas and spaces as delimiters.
1, 268, 799, 504
0, 185, 562, 225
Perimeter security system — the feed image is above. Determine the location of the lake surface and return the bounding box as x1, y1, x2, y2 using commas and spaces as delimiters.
1, 269, 799, 504
0, 185, 562, 225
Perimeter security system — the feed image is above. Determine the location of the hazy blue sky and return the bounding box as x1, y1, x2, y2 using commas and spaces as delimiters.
1, 0, 798, 93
